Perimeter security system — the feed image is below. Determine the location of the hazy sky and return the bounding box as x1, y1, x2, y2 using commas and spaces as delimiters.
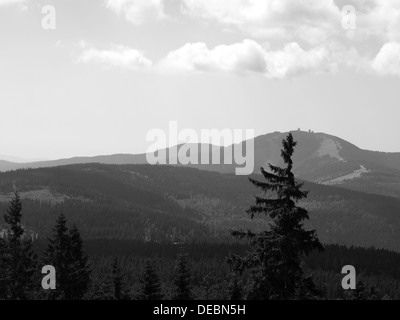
0, 0, 399, 160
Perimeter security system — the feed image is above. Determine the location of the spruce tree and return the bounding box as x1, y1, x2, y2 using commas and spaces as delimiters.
345, 280, 370, 300
45, 214, 69, 299
173, 253, 192, 300
228, 272, 243, 300
111, 258, 123, 300
1, 192, 37, 300
229, 133, 323, 300
367, 286, 379, 300
67, 225, 91, 299
45, 214, 90, 300
140, 259, 163, 300
5, 192, 24, 240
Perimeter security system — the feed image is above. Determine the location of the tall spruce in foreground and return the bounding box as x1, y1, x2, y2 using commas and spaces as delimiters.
112, 258, 123, 300
68, 225, 91, 298
0, 192, 37, 300
45, 214, 90, 300
111, 258, 130, 300
173, 253, 192, 300
228, 272, 243, 300
140, 259, 163, 300
229, 133, 323, 300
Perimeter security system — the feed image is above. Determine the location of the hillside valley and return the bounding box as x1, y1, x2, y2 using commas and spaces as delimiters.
0, 163, 399, 252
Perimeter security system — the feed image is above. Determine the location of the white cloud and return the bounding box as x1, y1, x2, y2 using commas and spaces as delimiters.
100, 1, 400, 49
372, 42, 400, 76
73, 39, 379, 79
73, 31, 400, 79
77, 43, 153, 70
0, 0, 27, 11
160, 39, 335, 79
105, 0, 166, 25
180, 0, 400, 47
0, 0, 25, 5
181, 0, 342, 44
354, 0, 400, 42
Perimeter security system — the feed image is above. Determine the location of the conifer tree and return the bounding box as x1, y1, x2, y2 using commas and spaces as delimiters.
111, 258, 123, 300
67, 225, 91, 299
45, 214, 90, 300
45, 214, 69, 299
140, 259, 163, 300
229, 133, 323, 300
367, 286, 379, 300
173, 253, 192, 300
345, 280, 371, 300
0, 192, 37, 300
228, 272, 243, 300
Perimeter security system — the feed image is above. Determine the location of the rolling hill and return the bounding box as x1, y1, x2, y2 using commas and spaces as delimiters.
1, 164, 400, 251
1, 130, 399, 199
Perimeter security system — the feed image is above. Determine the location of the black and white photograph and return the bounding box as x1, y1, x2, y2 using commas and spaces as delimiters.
1, 0, 400, 310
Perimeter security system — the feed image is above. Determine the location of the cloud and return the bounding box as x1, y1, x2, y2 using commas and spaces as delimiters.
72, 39, 380, 79
77, 43, 153, 70
0, 0, 25, 5
180, 0, 400, 47
100, 1, 400, 49
160, 39, 335, 79
181, 0, 342, 44
73, 33, 400, 79
74, 39, 337, 79
372, 42, 400, 76
354, 0, 400, 42
0, 0, 27, 11
105, 0, 166, 25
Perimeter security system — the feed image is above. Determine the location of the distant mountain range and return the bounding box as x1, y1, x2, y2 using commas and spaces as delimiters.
1, 130, 400, 198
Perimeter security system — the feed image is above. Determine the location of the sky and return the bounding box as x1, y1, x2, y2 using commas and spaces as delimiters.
0, 0, 399, 160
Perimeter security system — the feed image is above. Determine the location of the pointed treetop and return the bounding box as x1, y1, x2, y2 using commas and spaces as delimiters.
281, 132, 297, 167
4, 191, 24, 240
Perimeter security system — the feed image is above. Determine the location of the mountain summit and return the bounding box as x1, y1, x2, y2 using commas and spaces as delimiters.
1, 130, 399, 198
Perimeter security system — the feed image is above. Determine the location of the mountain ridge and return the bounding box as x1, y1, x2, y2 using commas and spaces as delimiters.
1, 130, 399, 170
1, 130, 399, 199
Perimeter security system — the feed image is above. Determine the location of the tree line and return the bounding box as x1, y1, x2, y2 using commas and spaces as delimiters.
0, 134, 395, 300
0, 191, 198, 300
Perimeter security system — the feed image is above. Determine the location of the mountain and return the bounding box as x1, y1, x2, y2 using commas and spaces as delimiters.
249, 131, 400, 199
174, 130, 400, 199
1, 130, 399, 198
1, 163, 400, 251
0, 155, 47, 163
0, 154, 147, 171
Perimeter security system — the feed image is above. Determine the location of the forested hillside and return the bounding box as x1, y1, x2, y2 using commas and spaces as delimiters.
1, 163, 400, 251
